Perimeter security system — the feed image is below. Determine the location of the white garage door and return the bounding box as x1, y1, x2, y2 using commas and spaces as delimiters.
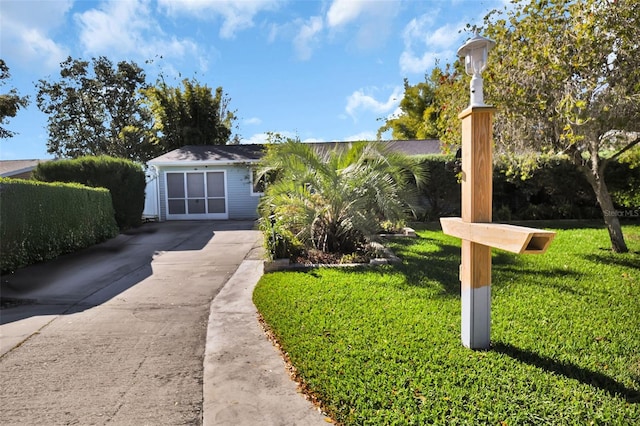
165, 171, 228, 220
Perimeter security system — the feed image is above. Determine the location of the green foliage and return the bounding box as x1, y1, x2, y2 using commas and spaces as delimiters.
485, 0, 640, 147
377, 78, 439, 140
258, 214, 304, 261
430, 63, 469, 151
0, 59, 29, 139
34, 156, 145, 230
256, 139, 427, 256
0, 178, 118, 273
254, 224, 640, 424
606, 160, 640, 210
483, 0, 640, 252
415, 154, 461, 220
143, 78, 236, 153
376, 65, 468, 152
493, 156, 601, 220
416, 155, 638, 221
36, 56, 155, 162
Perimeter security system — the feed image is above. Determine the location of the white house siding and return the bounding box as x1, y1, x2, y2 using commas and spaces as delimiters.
142, 170, 159, 220
225, 165, 261, 219
155, 164, 259, 221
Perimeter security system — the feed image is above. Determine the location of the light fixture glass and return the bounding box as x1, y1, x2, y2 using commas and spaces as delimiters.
457, 32, 495, 107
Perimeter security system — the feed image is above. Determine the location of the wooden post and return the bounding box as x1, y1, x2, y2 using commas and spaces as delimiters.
459, 106, 495, 349
442, 34, 555, 350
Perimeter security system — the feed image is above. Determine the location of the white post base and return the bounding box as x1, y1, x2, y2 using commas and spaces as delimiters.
461, 285, 491, 349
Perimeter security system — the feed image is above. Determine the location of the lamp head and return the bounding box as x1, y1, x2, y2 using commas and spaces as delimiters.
457, 32, 495, 77
457, 32, 495, 107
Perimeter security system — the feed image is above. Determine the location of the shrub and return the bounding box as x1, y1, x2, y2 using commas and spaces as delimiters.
34, 156, 145, 230
259, 215, 304, 261
606, 160, 640, 210
0, 178, 119, 272
414, 154, 460, 220
493, 157, 601, 220
256, 140, 426, 256
417, 155, 637, 221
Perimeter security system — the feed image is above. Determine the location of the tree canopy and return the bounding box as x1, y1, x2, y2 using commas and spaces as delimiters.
377, 78, 439, 141
380, 0, 639, 252
377, 65, 468, 150
0, 59, 29, 139
36, 56, 154, 162
143, 78, 236, 153
483, 0, 640, 252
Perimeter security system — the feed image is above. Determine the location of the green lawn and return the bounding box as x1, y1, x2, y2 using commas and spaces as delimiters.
253, 222, 640, 425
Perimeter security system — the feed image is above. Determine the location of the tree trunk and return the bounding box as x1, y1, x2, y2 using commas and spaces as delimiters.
581, 160, 629, 253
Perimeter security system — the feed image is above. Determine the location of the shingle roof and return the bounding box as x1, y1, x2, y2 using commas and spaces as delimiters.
0, 159, 50, 177
384, 139, 442, 156
148, 140, 442, 165
148, 144, 265, 164
305, 140, 442, 156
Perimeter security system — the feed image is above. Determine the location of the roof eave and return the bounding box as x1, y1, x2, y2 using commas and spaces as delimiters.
147, 159, 260, 167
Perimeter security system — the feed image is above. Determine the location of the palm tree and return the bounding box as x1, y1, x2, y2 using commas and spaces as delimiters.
257, 139, 427, 256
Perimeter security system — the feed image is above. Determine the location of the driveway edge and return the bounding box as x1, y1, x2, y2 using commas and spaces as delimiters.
203, 259, 328, 426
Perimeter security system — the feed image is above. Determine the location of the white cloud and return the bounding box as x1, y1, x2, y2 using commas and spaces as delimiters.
326, 0, 398, 51
399, 13, 467, 74
385, 106, 403, 121
293, 16, 324, 60
269, 0, 396, 61
157, 0, 281, 39
20, 28, 70, 70
401, 13, 436, 47
244, 117, 262, 125
345, 86, 403, 120
240, 130, 297, 144
399, 50, 444, 74
75, 0, 200, 64
344, 131, 376, 142
76, 0, 151, 54
426, 23, 464, 50
240, 133, 269, 144
301, 137, 325, 143
0, 0, 72, 70
326, 0, 369, 27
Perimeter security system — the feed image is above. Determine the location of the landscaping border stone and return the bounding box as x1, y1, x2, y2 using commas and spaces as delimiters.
262, 228, 415, 273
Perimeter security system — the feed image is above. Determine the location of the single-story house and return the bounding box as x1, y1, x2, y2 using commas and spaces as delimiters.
0, 159, 50, 180
145, 140, 442, 221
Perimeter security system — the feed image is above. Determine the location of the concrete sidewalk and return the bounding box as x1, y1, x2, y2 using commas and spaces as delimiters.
203, 259, 328, 425
0, 220, 328, 425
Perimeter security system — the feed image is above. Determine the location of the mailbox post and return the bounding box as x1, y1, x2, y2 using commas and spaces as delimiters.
440, 34, 555, 350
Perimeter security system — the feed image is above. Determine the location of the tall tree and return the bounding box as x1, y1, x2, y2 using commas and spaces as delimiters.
0, 59, 29, 139
377, 78, 439, 140
143, 78, 236, 153
377, 67, 468, 150
36, 56, 154, 162
430, 63, 468, 151
483, 0, 640, 253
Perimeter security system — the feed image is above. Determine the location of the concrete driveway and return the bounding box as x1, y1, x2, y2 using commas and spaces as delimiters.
1, 220, 262, 353
0, 221, 327, 425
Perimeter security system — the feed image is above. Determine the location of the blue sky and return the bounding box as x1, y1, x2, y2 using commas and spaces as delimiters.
0, 0, 507, 161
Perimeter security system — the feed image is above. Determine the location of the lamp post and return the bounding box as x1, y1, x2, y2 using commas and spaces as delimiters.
440, 33, 554, 349
457, 32, 495, 107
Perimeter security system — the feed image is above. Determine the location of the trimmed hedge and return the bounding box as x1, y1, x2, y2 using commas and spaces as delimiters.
415, 155, 639, 221
34, 156, 145, 230
0, 178, 119, 273
416, 154, 461, 220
